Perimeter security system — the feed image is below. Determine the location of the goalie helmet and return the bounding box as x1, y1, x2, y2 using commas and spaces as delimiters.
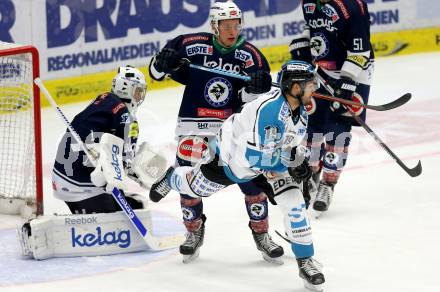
277, 60, 317, 98
111, 66, 147, 115
209, 1, 243, 36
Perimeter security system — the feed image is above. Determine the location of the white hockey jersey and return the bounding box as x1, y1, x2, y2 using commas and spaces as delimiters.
216, 88, 308, 182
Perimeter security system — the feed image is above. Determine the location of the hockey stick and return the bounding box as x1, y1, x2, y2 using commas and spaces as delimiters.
189, 63, 411, 111
316, 75, 422, 177
34, 78, 184, 250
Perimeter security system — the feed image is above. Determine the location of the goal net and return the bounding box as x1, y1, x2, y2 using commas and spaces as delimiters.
0, 41, 43, 217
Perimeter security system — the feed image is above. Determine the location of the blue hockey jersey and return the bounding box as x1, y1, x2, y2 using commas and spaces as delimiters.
149, 32, 270, 136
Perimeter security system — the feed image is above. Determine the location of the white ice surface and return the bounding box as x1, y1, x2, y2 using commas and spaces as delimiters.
1, 52, 440, 292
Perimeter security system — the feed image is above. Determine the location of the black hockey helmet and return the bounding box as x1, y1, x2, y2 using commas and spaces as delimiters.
277, 60, 316, 98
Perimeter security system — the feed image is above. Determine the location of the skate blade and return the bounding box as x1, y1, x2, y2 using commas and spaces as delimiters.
182, 248, 200, 264
262, 252, 284, 265
310, 209, 324, 219
303, 280, 323, 292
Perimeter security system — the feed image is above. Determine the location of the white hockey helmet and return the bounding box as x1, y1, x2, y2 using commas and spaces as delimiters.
209, 1, 243, 36
111, 66, 147, 115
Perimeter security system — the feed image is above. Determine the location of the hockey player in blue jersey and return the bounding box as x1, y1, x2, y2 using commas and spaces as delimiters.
52, 66, 163, 214
148, 1, 282, 263
289, 0, 374, 214
149, 61, 326, 291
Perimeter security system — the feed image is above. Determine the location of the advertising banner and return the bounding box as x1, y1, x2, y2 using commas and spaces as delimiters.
1, 0, 439, 105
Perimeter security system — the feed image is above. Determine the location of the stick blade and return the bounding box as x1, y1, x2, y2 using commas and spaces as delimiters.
377, 93, 412, 111
407, 160, 422, 177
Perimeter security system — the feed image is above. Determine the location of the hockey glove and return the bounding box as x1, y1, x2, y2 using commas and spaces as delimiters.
289, 37, 312, 64
329, 76, 358, 115
286, 145, 312, 184
154, 48, 182, 74
288, 160, 312, 184
246, 70, 272, 94
330, 76, 357, 101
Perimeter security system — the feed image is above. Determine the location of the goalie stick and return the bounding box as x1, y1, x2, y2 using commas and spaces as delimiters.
316, 74, 422, 178
34, 78, 184, 250
188, 63, 411, 111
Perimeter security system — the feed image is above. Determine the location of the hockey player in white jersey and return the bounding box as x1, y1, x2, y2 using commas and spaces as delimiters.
149, 61, 325, 291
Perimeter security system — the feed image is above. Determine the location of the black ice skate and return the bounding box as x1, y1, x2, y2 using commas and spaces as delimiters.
250, 225, 284, 265
149, 166, 174, 202
296, 257, 325, 291
180, 215, 206, 264
312, 181, 334, 212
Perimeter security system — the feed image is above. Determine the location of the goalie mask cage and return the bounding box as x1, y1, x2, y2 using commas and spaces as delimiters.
0, 42, 43, 216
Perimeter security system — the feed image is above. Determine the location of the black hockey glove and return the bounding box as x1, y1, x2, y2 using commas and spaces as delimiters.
330, 76, 357, 101
288, 160, 312, 184
245, 70, 272, 94
289, 37, 312, 64
154, 48, 182, 74
329, 76, 358, 115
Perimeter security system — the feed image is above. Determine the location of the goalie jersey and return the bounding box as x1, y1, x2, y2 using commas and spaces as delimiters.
149, 32, 270, 136
216, 89, 308, 182
52, 93, 138, 202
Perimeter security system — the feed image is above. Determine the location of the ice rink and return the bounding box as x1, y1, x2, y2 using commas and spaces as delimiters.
1, 52, 440, 292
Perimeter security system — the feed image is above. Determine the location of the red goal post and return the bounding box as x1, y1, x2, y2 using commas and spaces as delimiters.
0, 41, 43, 216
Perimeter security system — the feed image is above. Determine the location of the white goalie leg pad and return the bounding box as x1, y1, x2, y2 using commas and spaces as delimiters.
131, 142, 168, 188
17, 210, 155, 260
90, 133, 128, 192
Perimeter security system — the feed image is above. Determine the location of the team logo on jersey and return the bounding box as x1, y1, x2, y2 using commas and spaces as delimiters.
322, 5, 340, 22
186, 44, 213, 56
304, 3, 316, 14
310, 33, 330, 58
234, 49, 255, 68
204, 77, 233, 107
262, 125, 282, 154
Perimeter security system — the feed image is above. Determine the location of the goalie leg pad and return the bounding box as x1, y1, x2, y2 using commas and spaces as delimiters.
18, 210, 155, 260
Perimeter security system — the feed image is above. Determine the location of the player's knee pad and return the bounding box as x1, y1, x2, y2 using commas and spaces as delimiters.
245, 192, 269, 233
322, 145, 349, 184
274, 188, 314, 259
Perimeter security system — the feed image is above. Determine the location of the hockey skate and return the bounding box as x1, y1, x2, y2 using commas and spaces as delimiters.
180, 215, 206, 264
312, 182, 334, 218
251, 225, 284, 265
296, 257, 325, 291
149, 166, 174, 202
